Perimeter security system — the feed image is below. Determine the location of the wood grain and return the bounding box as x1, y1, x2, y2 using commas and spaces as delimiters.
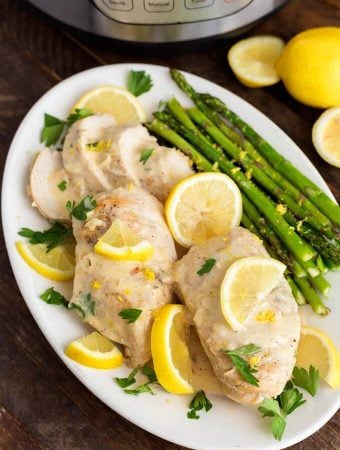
0, 0, 339, 449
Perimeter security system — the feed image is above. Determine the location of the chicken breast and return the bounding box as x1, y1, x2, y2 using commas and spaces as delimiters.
173, 226, 300, 405
69, 186, 177, 367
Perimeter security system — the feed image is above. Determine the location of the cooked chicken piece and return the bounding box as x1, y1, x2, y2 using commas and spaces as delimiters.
173, 227, 300, 406
69, 186, 177, 367
28, 148, 79, 222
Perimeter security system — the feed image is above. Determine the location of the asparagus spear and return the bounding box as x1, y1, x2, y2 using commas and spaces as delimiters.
148, 117, 316, 262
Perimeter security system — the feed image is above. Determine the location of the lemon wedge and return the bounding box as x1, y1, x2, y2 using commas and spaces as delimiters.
312, 107, 340, 168
94, 219, 154, 261
72, 85, 146, 124
228, 35, 284, 88
151, 304, 194, 394
65, 331, 123, 369
16, 240, 75, 281
296, 325, 340, 388
220, 256, 286, 331
165, 172, 242, 248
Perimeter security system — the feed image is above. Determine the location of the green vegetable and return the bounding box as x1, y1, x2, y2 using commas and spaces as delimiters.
142, 363, 158, 383
223, 344, 261, 386
115, 365, 157, 396
187, 391, 213, 420
66, 195, 96, 220
127, 70, 153, 97
124, 383, 155, 396
71, 293, 95, 319
139, 147, 154, 164
18, 222, 72, 252
197, 258, 216, 276
66, 108, 93, 127
292, 366, 319, 397
40, 287, 68, 307
57, 180, 67, 191
258, 398, 286, 441
115, 366, 139, 388
119, 308, 142, 324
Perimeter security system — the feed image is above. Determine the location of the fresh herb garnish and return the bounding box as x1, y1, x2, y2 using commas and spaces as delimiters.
72, 293, 95, 319
86, 141, 99, 150
139, 147, 154, 164
57, 180, 67, 191
18, 222, 71, 252
142, 363, 158, 383
40, 108, 93, 147
222, 344, 261, 386
66, 195, 96, 220
127, 70, 153, 97
115, 365, 157, 396
187, 391, 212, 420
197, 258, 216, 276
115, 366, 139, 388
119, 308, 142, 324
124, 383, 155, 396
258, 380, 307, 441
292, 366, 319, 397
40, 287, 68, 307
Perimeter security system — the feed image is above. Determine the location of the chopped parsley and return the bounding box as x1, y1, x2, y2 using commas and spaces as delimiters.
139, 147, 154, 164
18, 222, 71, 252
187, 391, 212, 420
197, 258, 216, 276
127, 70, 153, 97
115, 363, 157, 396
40, 287, 68, 307
292, 366, 319, 397
118, 308, 142, 324
86, 141, 99, 150
222, 344, 261, 386
124, 383, 155, 396
57, 180, 67, 191
115, 366, 139, 388
71, 293, 95, 319
66, 195, 96, 220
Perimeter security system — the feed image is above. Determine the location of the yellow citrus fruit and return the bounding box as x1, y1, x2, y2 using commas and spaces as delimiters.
94, 219, 154, 261
276, 27, 340, 108
16, 240, 75, 281
165, 172, 242, 248
312, 107, 340, 168
65, 331, 123, 369
220, 256, 286, 331
151, 304, 194, 394
296, 325, 340, 388
228, 35, 284, 87
72, 85, 146, 124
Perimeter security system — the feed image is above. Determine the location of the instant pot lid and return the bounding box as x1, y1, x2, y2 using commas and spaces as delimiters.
27, 0, 289, 43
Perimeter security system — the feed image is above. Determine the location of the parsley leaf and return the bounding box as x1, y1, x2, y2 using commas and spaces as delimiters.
119, 308, 142, 324
41, 113, 65, 146
69, 293, 95, 319
127, 70, 153, 97
197, 258, 216, 276
66, 195, 96, 220
40, 287, 68, 307
124, 383, 155, 396
57, 180, 67, 191
187, 391, 212, 420
18, 222, 71, 252
142, 363, 158, 383
223, 344, 261, 386
115, 366, 139, 388
66, 108, 93, 127
115, 365, 156, 396
139, 147, 154, 164
278, 382, 306, 415
292, 366, 319, 397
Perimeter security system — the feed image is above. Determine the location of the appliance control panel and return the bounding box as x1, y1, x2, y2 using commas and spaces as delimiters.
93, 0, 253, 24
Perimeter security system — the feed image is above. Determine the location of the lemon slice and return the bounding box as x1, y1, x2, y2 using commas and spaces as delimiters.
16, 240, 75, 281
296, 325, 340, 388
312, 107, 340, 168
165, 172, 242, 248
151, 304, 194, 394
220, 256, 286, 331
65, 331, 123, 369
228, 35, 285, 88
72, 85, 146, 124
94, 219, 154, 261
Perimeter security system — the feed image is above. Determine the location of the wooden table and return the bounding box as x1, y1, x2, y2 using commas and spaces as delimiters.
0, 0, 339, 448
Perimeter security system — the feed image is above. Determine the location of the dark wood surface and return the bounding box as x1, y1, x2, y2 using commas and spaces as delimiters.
0, 0, 339, 449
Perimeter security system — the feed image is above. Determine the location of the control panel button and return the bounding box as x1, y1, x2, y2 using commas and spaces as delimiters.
144, 0, 174, 13
102, 0, 133, 11
185, 0, 214, 9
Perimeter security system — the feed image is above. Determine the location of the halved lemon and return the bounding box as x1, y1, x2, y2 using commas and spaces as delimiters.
16, 240, 75, 281
165, 172, 242, 248
94, 219, 154, 261
296, 325, 340, 388
64, 331, 123, 369
220, 256, 286, 331
312, 107, 340, 168
151, 304, 194, 394
228, 35, 285, 88
72, 85, 146, 124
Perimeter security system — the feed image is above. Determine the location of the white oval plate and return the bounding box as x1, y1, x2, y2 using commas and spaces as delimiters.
2, 63, 339, 450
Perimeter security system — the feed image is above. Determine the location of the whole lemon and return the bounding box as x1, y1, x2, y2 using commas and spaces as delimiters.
276, 27, 340, 108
